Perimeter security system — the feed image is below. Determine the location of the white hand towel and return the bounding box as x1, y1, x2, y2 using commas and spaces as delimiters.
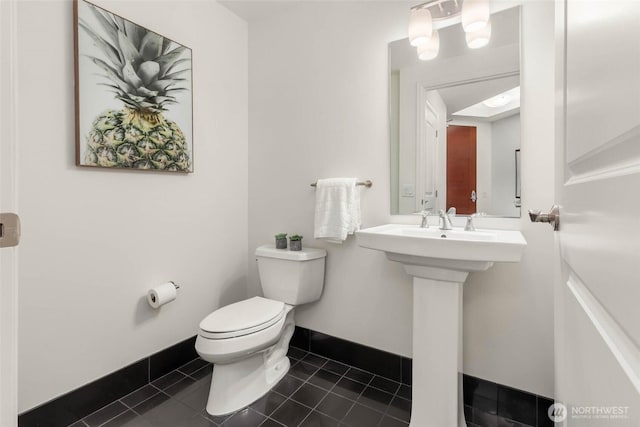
314, 178, 362, 243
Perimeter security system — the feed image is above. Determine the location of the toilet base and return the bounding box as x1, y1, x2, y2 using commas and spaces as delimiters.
205, 308, 295, 416
206, 351, 290, 416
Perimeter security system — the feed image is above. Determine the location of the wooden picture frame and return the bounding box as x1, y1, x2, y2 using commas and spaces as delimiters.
74, 0, 194, 172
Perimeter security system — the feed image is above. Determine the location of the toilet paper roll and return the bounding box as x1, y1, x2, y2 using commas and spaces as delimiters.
147, 282, 177, 309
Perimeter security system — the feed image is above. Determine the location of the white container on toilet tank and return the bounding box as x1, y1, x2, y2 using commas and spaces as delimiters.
256, 245, 326, 304
195, 244, 326, 416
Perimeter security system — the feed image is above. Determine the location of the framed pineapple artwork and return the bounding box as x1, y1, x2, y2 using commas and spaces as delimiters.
74, 0, 193, 172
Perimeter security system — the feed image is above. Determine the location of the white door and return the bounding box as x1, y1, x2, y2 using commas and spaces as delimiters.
0, 1, 19, 426
416, 98, 439, 213
553, 0, 640, 425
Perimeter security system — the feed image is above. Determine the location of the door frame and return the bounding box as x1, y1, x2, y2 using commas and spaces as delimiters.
0, 0, 19, 425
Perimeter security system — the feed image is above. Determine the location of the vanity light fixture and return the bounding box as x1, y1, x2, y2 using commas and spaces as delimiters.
461, 0, 491, 33
409, 8, 433, 47
466, 19, 491, 48
409, 0, 492, 61
418, 30, 440, 60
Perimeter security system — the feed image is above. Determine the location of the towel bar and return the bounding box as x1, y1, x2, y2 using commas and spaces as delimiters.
310, 180, 372, 188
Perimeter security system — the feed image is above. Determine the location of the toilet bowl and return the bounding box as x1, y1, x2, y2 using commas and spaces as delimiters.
195, 245, 326, 416
196, 296, 295, 416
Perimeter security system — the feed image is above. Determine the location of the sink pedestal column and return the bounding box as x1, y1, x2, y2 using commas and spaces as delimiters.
406, 265, 469, 427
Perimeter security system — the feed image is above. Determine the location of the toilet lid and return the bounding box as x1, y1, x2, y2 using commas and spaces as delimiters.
199, 297, 285, 337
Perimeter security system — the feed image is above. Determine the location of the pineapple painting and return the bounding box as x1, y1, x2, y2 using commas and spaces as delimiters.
75, 0, 193, 172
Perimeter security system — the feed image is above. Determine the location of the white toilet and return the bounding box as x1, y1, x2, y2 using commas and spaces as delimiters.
195, 244, 327, 416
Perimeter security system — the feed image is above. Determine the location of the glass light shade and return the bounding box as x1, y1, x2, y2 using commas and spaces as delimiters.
461, 0, 491, 33
408, 8, 433, 47
465, 20, 491, 49
417, 30, 439, 61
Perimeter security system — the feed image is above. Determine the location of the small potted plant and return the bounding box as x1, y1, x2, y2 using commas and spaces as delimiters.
275, 233, 288, 249
289, 234, 303, 251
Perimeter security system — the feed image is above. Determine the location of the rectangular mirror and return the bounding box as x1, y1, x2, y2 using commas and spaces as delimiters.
390, 7, 521, 217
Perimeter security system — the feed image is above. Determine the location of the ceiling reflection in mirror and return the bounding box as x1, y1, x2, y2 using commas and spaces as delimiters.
390, 7, 521, 217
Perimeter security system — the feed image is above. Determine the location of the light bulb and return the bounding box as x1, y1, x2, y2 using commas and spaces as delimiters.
408, 8, 433, 47
466, 19, 491, 49
462, 0, 490, 33
417, 30, 439, 61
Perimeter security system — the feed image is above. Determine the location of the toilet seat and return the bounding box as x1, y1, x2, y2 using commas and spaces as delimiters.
199, 296, 285, 340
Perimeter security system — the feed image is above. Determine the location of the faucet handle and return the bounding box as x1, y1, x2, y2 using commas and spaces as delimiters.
419, 209, 431, 228
464, 216, 476, 231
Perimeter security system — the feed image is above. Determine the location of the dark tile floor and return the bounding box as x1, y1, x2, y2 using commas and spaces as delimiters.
67, 347, 412, 427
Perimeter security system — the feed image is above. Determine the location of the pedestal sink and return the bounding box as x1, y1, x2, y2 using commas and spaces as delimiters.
356, 224, 526, 427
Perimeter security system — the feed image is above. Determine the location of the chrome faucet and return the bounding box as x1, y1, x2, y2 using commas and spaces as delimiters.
421, 212, 429, 228
465, 212, 485, 231
438, 209, 453, 230
464, 215, 476, 231
420, 209, 431, 228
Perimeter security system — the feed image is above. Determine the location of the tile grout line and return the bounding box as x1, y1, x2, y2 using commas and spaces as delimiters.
117, 384, 162, 411
292, 355, 332, 426
299, 346, 409, 388
294, 350, 410, 426
310, 356, 376, 425
81, 400, 129, 427
283, 353, 352, 426
378, 385, 410, 425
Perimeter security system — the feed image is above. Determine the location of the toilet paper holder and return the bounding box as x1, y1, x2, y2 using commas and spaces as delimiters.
148, 281, 180, 306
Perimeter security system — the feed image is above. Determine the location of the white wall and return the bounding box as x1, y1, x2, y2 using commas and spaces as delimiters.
246, 0, 555, 398
248, 0, 414, 359
17, 0, 248, 412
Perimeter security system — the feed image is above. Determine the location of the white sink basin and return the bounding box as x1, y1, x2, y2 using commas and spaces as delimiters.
356, 223, 526, 427
357, 224, 526, 275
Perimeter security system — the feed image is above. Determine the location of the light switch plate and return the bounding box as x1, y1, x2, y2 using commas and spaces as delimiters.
0, 213, 21, 248
402, 184, 415, 197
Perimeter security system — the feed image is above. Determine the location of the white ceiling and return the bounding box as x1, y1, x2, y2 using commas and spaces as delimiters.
220, 0, 523, 24
219, 0, 303, 22
219, 0, 417, 23
447, 81, 520, 121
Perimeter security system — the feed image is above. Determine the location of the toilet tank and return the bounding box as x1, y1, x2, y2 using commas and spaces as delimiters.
255, 244, 326, 305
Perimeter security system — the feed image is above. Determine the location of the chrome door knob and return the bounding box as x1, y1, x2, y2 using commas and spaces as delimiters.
528, 205, 560, 231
